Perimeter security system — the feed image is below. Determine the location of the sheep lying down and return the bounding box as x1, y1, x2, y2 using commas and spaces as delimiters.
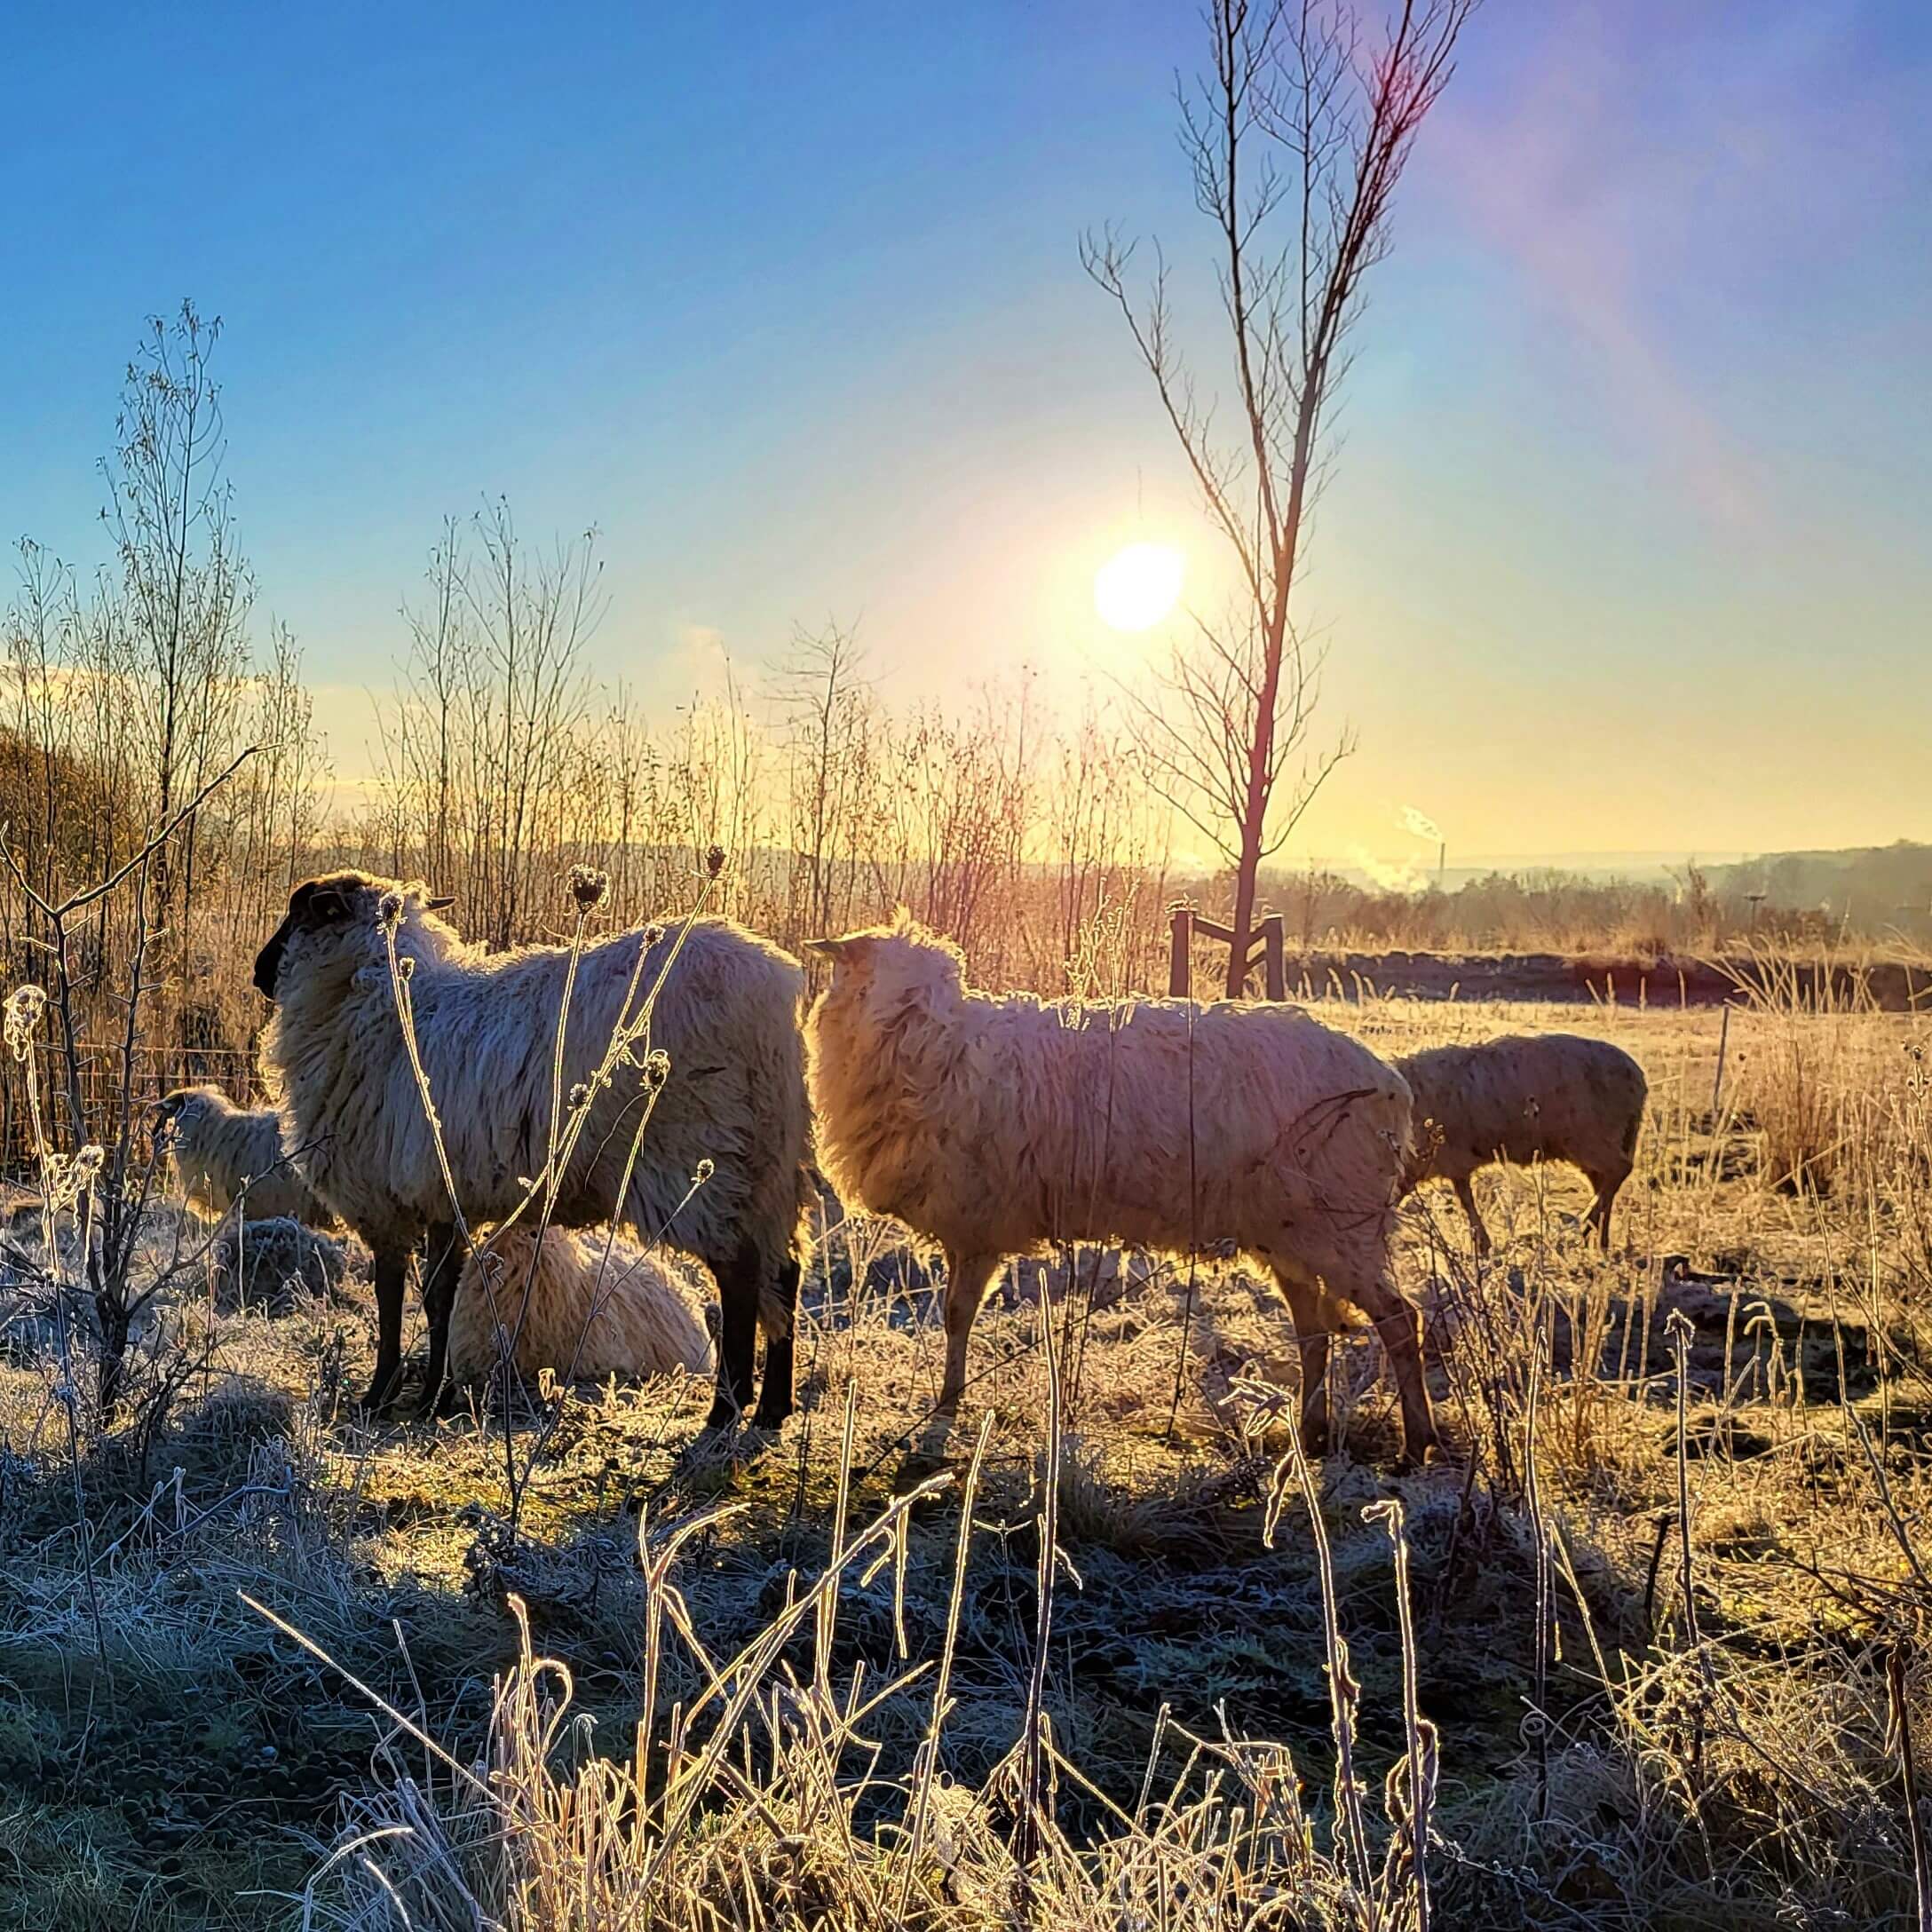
806, 909, 1435, 1467
448, 1224, 713, 1390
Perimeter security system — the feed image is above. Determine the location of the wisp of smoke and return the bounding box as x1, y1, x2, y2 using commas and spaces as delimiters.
1351, 846, 1429, 893
1400, 805, 1443, 844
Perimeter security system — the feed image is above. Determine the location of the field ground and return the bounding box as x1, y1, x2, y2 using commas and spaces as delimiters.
1, 991, 1929, 1928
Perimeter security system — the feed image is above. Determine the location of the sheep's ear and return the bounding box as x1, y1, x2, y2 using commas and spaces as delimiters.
806, 935, 877, 968
292, 880, 355, 926
423, 895, 455, 913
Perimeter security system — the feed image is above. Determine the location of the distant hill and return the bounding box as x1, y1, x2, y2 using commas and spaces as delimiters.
1709, 841, 1932, 931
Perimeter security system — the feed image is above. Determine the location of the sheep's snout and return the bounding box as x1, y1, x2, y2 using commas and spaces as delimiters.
253, 922, 289, 999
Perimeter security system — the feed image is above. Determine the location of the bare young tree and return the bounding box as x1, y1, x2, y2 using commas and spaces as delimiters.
772, 622, 876, 947
377, 503, 607, 946
1085, 0, 1477, 995
101, 302, 254, 953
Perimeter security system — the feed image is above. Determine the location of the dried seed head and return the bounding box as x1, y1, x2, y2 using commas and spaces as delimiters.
567, 1081, 590, 1110
693, 1157, 715, 1186
376, 891, 406, 930
397, 955, 416, 982
704, 844, 725, 880
569, 864, 609, 910
643, 1049, 670, 1091
4, 985, 47, 1059
642, 922, 665, 948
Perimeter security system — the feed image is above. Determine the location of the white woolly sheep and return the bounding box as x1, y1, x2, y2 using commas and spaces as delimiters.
253, 871, 812, 1427
1397, 1033, 1648, 1255
806, 911, 1433, 1466
448, 1223, 713, 1390
158, 1086, 334, 1226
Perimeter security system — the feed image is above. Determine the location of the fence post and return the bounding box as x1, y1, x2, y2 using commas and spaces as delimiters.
1260, 914, 1286, 1002
1168, 907, 1193, 1000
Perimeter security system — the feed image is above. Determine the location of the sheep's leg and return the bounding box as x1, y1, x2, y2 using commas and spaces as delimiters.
1374, 1300, 1438, 1471
362, 1246, 408, 1413
751, 1252, 802, 1431
1271, 1267, 1334, 1457
705, 1239, 763, 1430
416, 1220, 463, 1419
1453, 1176, 1492, 1257
1330, 1255, 1437, 1470
938, 1250, 1002, 1418
1587, 1165, 1630, 1250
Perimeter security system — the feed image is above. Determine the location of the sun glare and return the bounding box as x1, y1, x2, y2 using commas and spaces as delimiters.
1094, 542, 1184, 632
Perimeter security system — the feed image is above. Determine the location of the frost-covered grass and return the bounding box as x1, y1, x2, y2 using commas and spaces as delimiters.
1, 995, 1928, 1930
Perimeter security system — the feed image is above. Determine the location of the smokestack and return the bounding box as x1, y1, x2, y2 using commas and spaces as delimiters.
1437, 840, 1445, 890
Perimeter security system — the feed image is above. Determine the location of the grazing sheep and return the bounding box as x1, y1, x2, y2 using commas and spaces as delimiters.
158, 1086, 333, 1226
253, 872, 812, 1426
448, 1224, 713, 1390
209, 1215, 348, 1311
806, 911, 1432, 1466
1397, 1033, 1648, 1255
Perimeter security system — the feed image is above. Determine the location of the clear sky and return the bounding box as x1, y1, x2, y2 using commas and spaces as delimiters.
4, 2, 1928, 868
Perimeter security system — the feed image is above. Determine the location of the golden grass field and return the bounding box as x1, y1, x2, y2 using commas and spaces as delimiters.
1, 979, 1928, 1930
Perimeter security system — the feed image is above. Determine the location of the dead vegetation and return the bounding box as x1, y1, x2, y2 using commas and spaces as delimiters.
0, 974, 1928, 1931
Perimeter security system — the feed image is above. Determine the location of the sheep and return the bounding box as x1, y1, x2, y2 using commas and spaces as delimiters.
805, 910, 1434, 1466
448, 1223, 713, 1391
253, 871, 812, 1427
157, 1086, 334, 1226
1396, 1033, 1648, 1255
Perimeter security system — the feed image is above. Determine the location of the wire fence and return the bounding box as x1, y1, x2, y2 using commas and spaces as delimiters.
0, 1045, 260, 1176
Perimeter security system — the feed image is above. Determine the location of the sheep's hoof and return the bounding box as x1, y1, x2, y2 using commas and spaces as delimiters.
750, 1398, 792, 1434
352, 1368, 404, 1419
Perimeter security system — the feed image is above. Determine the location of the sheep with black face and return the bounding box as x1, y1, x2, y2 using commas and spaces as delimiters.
253, 871, 812, 1426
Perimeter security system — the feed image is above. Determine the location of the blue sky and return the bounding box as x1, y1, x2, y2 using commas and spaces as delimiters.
4, 1, 1928, 862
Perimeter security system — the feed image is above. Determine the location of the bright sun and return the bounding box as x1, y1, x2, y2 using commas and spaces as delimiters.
1093, 542, 1184, 632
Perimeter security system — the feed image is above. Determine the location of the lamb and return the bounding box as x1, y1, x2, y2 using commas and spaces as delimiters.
158, 1086, 334, 1226
448, 1224, 712, 1390
253, 871, 813, 1427
805, 910, 1433, 1466
1396, 1033, 1647, 1255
